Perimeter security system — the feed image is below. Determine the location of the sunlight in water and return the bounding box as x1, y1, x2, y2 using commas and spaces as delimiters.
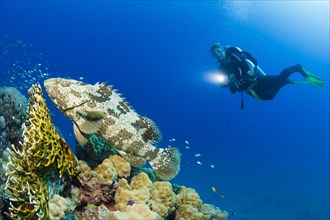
221, 1, 329, 62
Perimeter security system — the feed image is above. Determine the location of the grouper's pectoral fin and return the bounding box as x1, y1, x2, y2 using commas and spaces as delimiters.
73, 123, 89, 145
76, 109, 104, 134
118, 150, 146, 168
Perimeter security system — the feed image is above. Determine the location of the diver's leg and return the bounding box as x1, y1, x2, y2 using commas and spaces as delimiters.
279, 64, 303, 81
279, 64, 324, 87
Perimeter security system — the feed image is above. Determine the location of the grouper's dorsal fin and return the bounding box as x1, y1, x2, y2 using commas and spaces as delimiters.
73, 123, 89, 145
76, 110, 104, 134
118, 150, 146, 168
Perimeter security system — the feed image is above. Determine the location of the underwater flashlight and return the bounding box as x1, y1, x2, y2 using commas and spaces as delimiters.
204, 71, 229, 86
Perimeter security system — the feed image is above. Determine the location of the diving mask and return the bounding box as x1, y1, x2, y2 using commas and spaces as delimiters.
211, 43, 226, 62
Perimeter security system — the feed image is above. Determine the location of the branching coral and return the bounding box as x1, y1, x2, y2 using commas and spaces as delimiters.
5, 145, 49, 219
23, 84, 78, 177
4, 84, 78, 219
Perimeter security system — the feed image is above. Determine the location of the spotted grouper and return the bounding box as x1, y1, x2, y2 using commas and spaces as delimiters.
44, 78, 180, 180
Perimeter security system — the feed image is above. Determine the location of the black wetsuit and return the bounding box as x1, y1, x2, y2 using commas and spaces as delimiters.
220, 46, 305, 100
251, 64, 304, 100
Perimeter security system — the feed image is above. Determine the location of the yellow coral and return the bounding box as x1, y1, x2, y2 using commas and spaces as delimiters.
150, 181, 176, 218
109, 154, 131, 177
5, 145, 48, 219
176, 186, 203, 209
93, 158, 117, 184
114, 177, 150, 211
78, 160, 93, 180
4, 84, 78, 219
176, 204, 203, 220
110, 204, 160, 220
131, 172, 153, 191
48, 195, 68, 220
24, 84, 78, 177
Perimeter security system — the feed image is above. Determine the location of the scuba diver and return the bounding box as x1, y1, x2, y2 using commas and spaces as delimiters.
210, 43, 325, 109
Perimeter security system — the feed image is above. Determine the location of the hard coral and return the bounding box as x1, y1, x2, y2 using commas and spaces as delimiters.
0, 86, 27, 153
4, 84, 78, 219
150, 181, 176, 218
200, 203, 228, 220
94, 157, 117, 185
175, 204, 203, 220
78, 160, 112, 206
5, 145, 48, 219
24, 84, 78, 177
110, 154, 131, 178
110, 204, 160, 220
48, 194, 68, 220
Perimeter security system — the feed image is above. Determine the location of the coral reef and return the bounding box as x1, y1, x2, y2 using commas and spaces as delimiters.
0, 86, 27, 154
3, 84, 78, 219
76, 134, 118, 169
1, 83, 228, 220
48, 195, 68, 220
0, 87, 28, 217
74, 160, 228, 219
110, 204, 161, 220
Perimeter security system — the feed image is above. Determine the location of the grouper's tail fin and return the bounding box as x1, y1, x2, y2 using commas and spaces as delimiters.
149, 147, 181, 181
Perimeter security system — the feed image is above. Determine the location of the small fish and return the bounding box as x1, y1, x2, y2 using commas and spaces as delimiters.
184, 140, 189, 145
212, 187, 216, 193
195, 153, 202, 157
185, 146, 190, 149
79, 76, 84, 80
169, 138, 176, 142
210, 164, 215, 168
44, 78, 181, 180
220, 195, 225, 199
197, 161, 202, 165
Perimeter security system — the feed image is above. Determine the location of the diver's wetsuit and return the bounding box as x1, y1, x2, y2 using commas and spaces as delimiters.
249, 64, 304, 100
220, 46, 305, 100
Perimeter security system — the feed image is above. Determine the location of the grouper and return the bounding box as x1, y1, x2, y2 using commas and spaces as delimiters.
44, 78, 180, 180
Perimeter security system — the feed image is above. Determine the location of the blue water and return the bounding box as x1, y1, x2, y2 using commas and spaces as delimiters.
1, 1, 329, 219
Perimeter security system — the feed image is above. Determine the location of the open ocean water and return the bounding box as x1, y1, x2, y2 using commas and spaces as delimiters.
1, 1, 329, 220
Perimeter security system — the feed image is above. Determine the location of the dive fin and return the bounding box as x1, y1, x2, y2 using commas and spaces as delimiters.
149, 147, 181, 181
302, 69, 325, 87
288, 79, 309, 85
